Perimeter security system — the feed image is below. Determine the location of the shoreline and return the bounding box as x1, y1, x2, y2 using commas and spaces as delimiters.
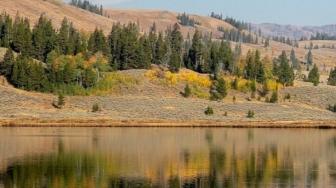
1, 119, 336, 128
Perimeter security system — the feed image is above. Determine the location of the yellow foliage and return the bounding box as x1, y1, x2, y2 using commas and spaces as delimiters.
266, 79, 283, 91
145, 69, 211, 88
87, 72, 139, 95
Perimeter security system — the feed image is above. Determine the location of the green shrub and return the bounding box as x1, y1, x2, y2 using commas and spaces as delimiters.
308, 64, 320, 86
183, 84, 191, 98
210, 78, 227, 101
247, 110, 255, 118
204, 106, 214, 115
92, 103, 101, 112
269, 91, 278, 103
328, 67, 336, 86
223, 112, 228, 116
328, 104, 336, 112
284, 93, 291, 101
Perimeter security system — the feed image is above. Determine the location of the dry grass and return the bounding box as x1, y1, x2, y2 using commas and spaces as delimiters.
0, 70, 335, 128
240, 40, 336, 74
1, 0, 114, 33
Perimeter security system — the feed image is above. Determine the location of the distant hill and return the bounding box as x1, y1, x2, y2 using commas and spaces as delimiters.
252, 23, 336, 40
0, 0, 235, 38
103, 9, 235, 38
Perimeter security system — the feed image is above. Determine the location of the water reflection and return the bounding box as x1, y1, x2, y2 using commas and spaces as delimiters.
0, 128, 335, 188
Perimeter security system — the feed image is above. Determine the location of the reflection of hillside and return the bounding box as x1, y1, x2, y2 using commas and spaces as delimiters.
0, 133, 329, 188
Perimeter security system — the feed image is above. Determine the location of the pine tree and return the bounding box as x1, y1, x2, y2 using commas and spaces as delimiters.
244, 50, 255, 80
11, 15, 32, 56
153, 32, 167, 65
32, 14, 56, 61
57, 18, 70, 55
188, 30, 203, 71
88, 28, 107, 55
306, 50, 313, 68
254, 50, 265, 83
290, 48, 300, 70
210, 77, 227, 101
275, 51, 294, 86
0, 48, 14, 77
0, 14, 13, 48
308, 64, 320, 86
220, 40, 234, 72
168, 24, 183, 72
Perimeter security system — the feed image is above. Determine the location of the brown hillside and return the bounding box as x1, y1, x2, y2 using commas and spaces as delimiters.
0, 0, 114, 33
1, 0, 235, 38
104, 9, 235, 38
240, 40, 336, 73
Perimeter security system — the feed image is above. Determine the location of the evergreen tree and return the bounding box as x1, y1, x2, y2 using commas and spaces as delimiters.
0, 13, 13, 48
0, 48, 14, 77
275, 51, 294, 86
168, 24, 183, 72
328, 67, 336, 86
210, 77, 227, 101
32, 14, 56, 61
11, 15, 32, 56
290, 48, 300, 70
57, 18, 70, 55
254, 50, 266, 83
308, 64, 320, 86
88, 28, 107, 55
244, 50, 255, 80
153, 32, 167, 65
243, 50, 265, 83
220, 40, 234, 72
188, 30, 203, 71
306, 50, 313, 68
136, 35, 152, 69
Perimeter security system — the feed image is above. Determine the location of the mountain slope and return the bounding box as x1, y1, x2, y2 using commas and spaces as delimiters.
1, 0, 235, 38
104, 8, 235, 38
252, 23, 336, 40
1, 0, 115, 33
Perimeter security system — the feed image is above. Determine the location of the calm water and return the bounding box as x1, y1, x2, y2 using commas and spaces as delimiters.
0, 128, 335, 188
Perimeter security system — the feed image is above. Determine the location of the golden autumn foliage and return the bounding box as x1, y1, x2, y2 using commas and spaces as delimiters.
145, 69, 211, 88
88, 72, 139, 95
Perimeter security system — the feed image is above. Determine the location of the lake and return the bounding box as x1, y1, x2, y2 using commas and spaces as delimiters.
0, 128, 335, 188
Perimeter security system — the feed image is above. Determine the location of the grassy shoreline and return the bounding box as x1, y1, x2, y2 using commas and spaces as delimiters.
1, 118, 336, 128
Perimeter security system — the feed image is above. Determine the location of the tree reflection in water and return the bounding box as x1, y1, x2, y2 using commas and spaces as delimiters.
0, 130, 334, 188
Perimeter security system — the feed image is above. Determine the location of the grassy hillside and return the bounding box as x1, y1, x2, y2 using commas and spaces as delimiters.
0, 69, 335, 125
1, 0, 234, 37
104, 9, 235, 38
1, 0, 114, 33
240, 40, 336, 73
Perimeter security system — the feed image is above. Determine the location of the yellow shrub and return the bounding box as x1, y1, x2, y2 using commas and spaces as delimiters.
88, 72, 139, 95
145, 69, 211, 88
266, 79, 283, 91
